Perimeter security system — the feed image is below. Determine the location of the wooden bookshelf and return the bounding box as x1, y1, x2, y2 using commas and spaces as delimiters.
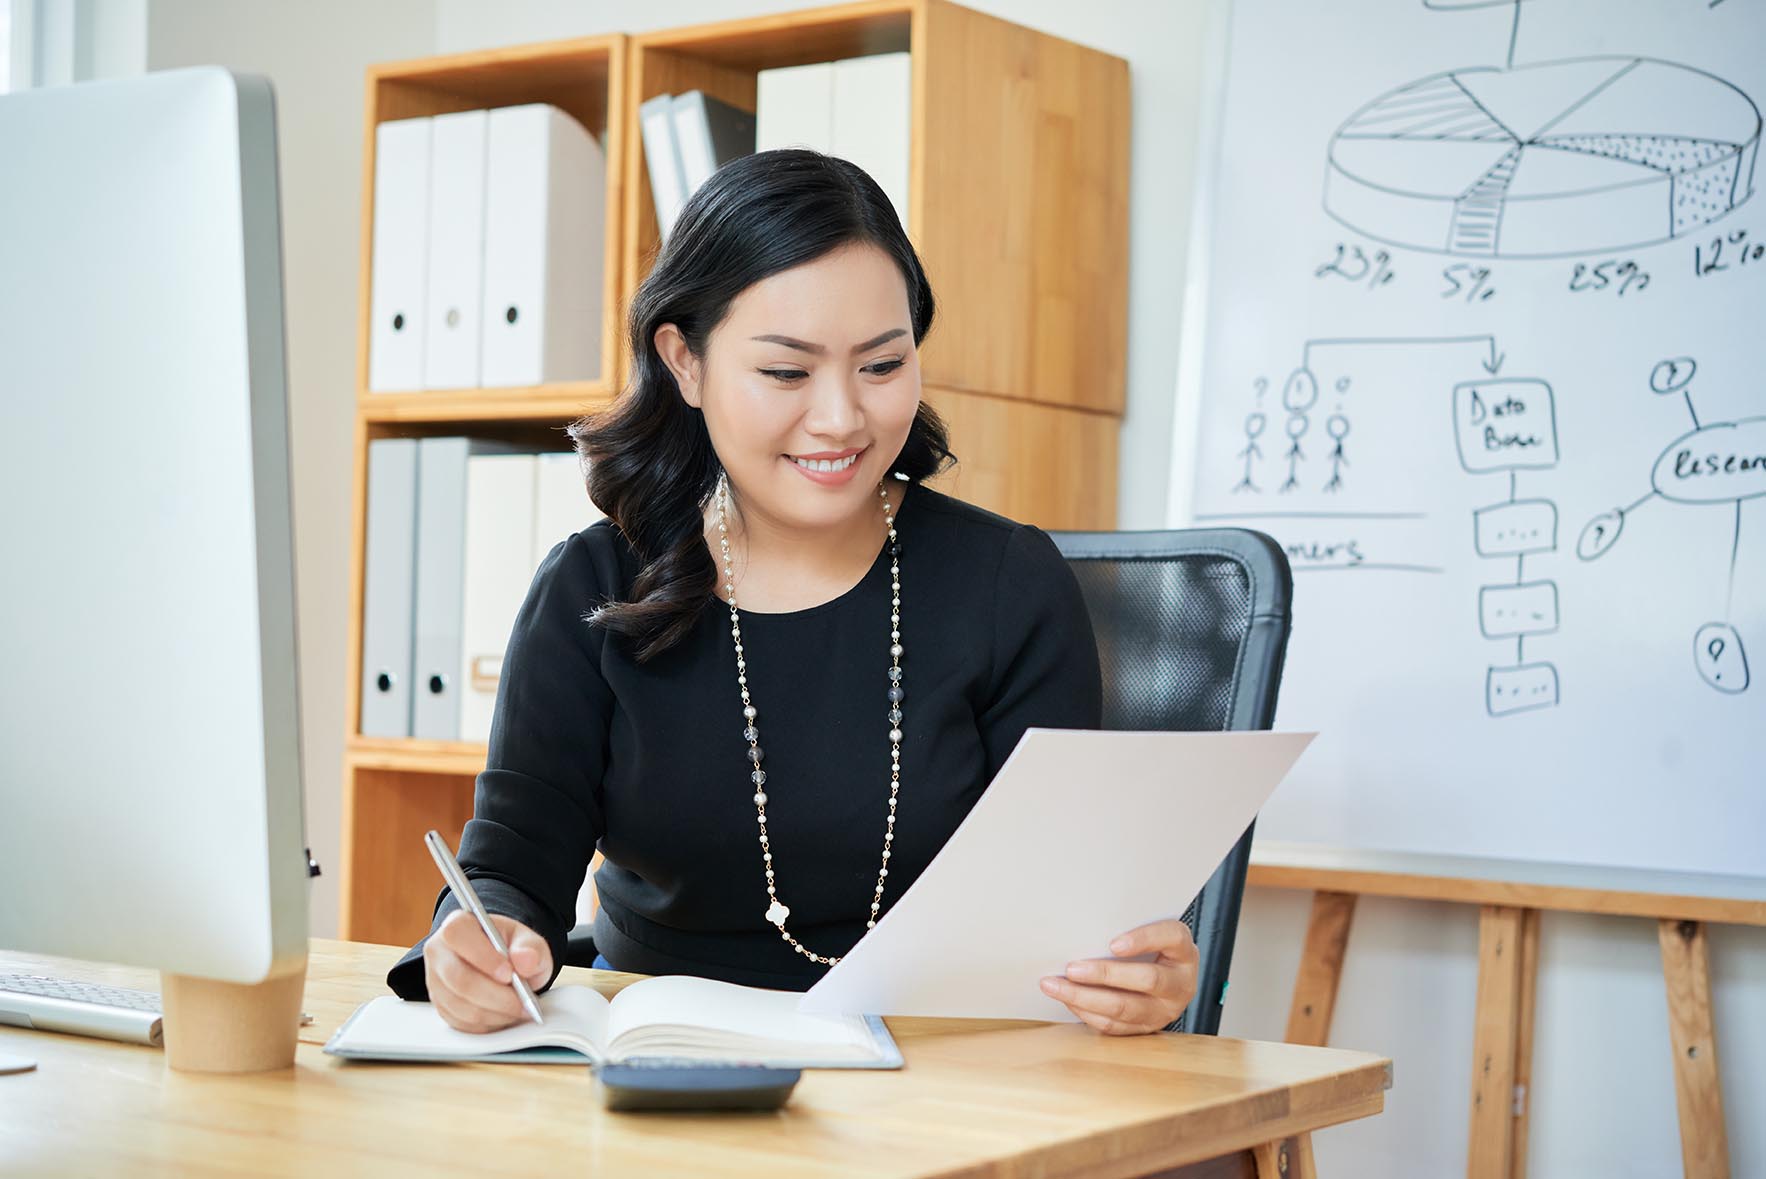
357, 381, 613, 425
341, 34, 627, 942
340, 2, 1130, 943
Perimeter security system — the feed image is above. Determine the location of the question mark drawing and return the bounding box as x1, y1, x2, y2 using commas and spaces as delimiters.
1577, 510, 1625, 560
1649, 357, 1697, 395
1694, 622, 1750, 694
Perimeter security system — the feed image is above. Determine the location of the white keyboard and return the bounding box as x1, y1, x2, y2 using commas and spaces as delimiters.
0, 974, 163, 1047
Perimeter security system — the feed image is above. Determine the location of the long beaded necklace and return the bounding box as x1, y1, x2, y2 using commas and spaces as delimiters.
714, 471, 903, 966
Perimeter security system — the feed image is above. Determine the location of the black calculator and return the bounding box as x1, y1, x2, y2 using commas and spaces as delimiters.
595, 1059, 802, 1112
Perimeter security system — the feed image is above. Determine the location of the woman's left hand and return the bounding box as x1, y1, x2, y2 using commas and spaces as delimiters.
1039, 919, 1199, 1035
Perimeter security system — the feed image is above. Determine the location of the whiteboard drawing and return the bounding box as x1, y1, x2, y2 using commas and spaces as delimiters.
1578, 357, 1759, 694
1183, 0, 1766, 883
1325, 58, 1761, 258
1324, 413, 1352, 493
1453, 375, 1563, 714
1234, 411, 1267, 493
1225, 335, 1501, 500
1216, 335, 1571, 715
1325, 0, 1761, 260
1280, 367, 1321, 493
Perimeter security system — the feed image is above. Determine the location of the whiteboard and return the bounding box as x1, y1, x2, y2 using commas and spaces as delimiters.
1174, 0, 1766, 894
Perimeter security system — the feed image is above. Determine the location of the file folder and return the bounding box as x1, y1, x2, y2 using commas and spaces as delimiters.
639, 93, 688, 241
832, 54, 911, 231
756, 62, 834, 154
481, 104, 607, 388
359, 438, 418, 736
532, 450, 605, 566
412, 436, 517, 740
367, 117, 431, 392
422, 109, 488, 389
459, 453, 540, 744
670, 91, 756, 197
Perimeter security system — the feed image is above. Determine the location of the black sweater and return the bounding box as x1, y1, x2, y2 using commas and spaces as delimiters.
388, 483, 1102, 996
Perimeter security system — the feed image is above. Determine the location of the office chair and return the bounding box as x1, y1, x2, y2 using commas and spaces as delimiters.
1050, 527, 1293, 1034
565, 527, 1295, 1031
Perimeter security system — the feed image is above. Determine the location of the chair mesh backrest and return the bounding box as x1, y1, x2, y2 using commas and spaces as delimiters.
1051, 530, 1292, 1036
1068, 555, 1252, 733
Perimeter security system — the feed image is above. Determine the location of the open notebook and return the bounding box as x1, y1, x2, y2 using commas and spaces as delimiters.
324, 975, 901, 1069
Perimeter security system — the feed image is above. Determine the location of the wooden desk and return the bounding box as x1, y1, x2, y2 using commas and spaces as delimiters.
0, 939, 1389, 1177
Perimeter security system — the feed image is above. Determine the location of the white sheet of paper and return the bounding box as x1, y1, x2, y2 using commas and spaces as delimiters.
797, 728, 1315, 1021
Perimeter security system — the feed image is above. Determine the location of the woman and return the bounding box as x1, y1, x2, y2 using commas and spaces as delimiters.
387, 149, 1198, 1036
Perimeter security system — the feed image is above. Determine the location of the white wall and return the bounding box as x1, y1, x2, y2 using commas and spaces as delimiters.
146, 0, 438, 937
7, 0, 147, 89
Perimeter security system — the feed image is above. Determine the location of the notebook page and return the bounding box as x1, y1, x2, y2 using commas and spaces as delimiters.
330, 984, 610, 1058
605, 975, 877, 1057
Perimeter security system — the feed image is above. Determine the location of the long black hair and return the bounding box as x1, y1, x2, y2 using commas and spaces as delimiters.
569, 149, 954, 661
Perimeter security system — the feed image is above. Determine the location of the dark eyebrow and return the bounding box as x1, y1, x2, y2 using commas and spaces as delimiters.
750, 328, 908, 356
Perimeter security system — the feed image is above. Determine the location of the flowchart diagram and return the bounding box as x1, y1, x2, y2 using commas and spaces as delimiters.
1451, 371, 1562, 715
1219, 338, 1761, 709
1577, 357, 1759, 693
1223, 335, 1566, 716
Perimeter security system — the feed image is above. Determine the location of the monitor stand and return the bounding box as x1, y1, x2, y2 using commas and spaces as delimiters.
161, 956, 308, 1072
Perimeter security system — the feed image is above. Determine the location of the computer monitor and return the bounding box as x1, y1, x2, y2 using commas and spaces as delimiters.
0, 69, 311, 996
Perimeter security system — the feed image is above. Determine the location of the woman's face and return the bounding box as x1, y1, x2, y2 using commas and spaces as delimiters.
660, 243, 922, 535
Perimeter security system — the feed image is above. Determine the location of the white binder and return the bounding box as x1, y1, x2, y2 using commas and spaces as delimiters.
756, 62, 835, 154
670, 91, 756, 197
532, 451, 605, 567
367, 117, 431, 392
481, 104, 606, 388
359, 438, 418, 736
639, 93, 688, 241
832, 54, 911, 231
458, 453, 539, 744
411, 436, 516, 740
422, 109, 488, 389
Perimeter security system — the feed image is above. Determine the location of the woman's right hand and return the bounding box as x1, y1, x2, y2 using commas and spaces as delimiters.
422, 909, 554, 1032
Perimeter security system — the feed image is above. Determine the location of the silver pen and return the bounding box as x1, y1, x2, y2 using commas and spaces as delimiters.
424, 829, 545, 1026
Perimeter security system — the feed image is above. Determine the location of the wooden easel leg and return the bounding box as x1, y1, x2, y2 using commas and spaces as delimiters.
1293, 1133, 1318, 1179
1659, 920, 1731, 1179
1251, 1134, 1314, 1179
1509, 908, 1540, 1179
1285, 891, 1357, 1047
1467, 906, 1526, 1179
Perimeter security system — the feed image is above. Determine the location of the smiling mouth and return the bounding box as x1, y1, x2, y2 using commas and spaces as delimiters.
790, 452, 861, 473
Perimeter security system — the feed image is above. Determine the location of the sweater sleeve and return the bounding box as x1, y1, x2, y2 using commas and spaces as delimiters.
386, 534, 612, 999
977, 525, 1103, 778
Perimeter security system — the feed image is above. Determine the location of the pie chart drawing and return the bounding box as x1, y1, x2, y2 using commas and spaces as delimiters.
1324, 57, 1761, 258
